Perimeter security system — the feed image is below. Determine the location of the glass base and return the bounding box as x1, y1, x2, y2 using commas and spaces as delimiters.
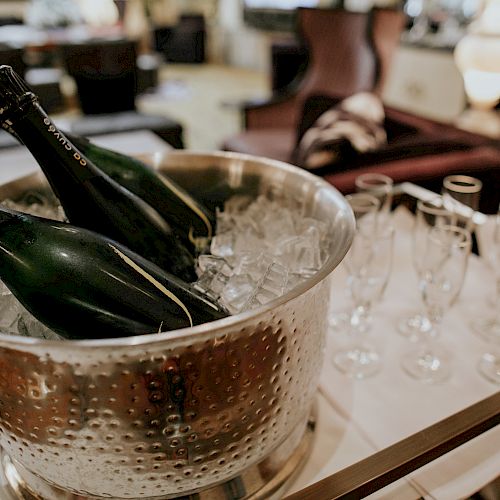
471, 317, 500, 344
478, 352, 500, 385
397, 312, 434, 341
333, 345, 381, 380
329, 310, 372, 334
401, 346, 451, 384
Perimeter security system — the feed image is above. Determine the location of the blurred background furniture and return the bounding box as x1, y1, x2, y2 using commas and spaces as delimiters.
0, 42, 64, 113
221, 7, 405, 163
0, 43, 26, 75
153, 14, 206, 64
59, 38, 184, 148
268, 35, 308, 93
382, 44, 466, 123
60, 38, 138, 114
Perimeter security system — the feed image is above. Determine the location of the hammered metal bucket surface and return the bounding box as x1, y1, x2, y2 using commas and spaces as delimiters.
0, 151, 354, 499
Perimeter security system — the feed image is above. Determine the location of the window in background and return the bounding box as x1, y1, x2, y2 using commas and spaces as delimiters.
244, 0, 319, 8
403, 0, 481, 46
243, 0, 320, 31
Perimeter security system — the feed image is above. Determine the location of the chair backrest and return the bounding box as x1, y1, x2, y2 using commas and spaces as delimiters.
247, 7, 405, 130
296, 8, 376, 98
60, 39, 138, 115
296, 7, 404, 98
369, 8, 407, 95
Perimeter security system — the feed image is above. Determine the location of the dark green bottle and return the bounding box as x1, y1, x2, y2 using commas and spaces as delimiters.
0, 206, 228, 340
67, 133, 215, 253
0, 65, 196, 282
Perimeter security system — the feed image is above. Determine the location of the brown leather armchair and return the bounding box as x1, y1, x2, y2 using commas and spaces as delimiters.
221, 7, 405, 162
221, 6, 499, 214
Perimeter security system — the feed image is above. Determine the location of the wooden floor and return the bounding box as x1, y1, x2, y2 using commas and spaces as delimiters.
136, 63, 270, 151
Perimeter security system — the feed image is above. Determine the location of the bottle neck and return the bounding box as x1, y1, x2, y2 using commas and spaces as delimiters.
3, 100, 98, 185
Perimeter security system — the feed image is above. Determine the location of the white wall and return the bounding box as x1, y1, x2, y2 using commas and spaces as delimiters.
0, 1, 27, 18
215, 0, 354, 71
216, 0, 268, 71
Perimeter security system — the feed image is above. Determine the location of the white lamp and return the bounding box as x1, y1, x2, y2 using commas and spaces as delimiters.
454, 0, 500, 136
76, 0, 119, 27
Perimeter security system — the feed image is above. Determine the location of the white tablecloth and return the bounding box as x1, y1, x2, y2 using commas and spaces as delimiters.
289, 207, 500, 499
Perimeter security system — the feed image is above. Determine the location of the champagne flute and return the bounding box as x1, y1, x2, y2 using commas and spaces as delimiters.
332, 202, 394, 379
355, 172, 394, 216
397, 198, 457, 340
442, 175, 482, 231
402, 225, 472, 383
473, 206, 500, 384
329, 193, 380, 331
478, 348, 500, 385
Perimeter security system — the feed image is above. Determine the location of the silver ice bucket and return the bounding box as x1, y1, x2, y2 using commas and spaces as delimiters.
0, 151, 354, 499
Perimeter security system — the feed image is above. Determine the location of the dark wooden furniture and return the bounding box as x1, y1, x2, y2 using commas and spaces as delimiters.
270, 38, 308, 92
58, 39, 184, 148
294, 94, 500, 214
153, 14, 206, 64
60, 39, 138, 114
0, 44, 64, 113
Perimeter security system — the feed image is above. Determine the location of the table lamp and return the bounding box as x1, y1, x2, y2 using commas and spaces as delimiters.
454, 0, 500, 136
76, 0, 119, 27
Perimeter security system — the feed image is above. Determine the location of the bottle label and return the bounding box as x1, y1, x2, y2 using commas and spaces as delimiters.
43, 117, 87, 167
109, 243, 195, 328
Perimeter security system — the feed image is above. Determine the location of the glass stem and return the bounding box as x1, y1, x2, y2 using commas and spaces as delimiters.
494, 278, 500, 322
349, 303, 371, 334
420, 313, 442, 357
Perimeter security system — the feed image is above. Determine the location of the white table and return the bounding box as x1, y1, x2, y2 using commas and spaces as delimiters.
287, 207, 499, 499
0, 133, 497, 499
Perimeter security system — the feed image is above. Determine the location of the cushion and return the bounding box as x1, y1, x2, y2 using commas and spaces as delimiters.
292, 94, 478, 176
294, 92, 387, 170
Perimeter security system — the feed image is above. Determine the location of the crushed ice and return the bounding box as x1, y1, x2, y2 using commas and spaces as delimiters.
194, 195, 329, 314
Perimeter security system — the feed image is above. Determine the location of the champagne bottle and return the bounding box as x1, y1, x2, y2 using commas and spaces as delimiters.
0, 66, 196, 282
66, 133, 215, 253
0, 206, 228, 340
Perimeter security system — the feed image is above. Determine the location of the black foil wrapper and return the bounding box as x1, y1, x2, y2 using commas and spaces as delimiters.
0, 65, 38, 124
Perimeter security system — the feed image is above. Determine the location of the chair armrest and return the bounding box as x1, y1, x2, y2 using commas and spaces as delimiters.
242, 91, 302, 130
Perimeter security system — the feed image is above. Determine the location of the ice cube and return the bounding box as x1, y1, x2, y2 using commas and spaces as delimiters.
17, 311, 63, 340
210, 232, 235, 258
2, 191, 66, 221
220, 274, 257, 314
197, 193, 328, 312
196, 254, 227, 274
193, 261, 233, 301
0, 281, 62, 339
0, 282, 23, 333
242, 261, 289, 311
